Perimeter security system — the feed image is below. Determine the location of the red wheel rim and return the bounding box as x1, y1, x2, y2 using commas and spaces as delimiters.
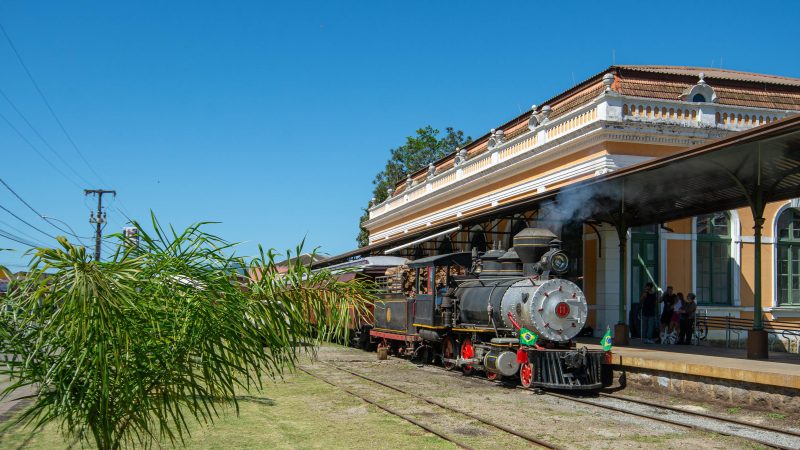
520, 362, 534, 388
486, 371, 500, 381
442, 337, 456, 371
461, 339, 474, 375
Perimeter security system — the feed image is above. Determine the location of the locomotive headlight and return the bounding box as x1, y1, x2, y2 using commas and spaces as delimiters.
549, 251, 569, 275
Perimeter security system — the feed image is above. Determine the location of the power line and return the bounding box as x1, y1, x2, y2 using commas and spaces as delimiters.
0, 227, 37, 248
0, 21, 107, 186
0, 203, 57, 241
0, 86, 93, 186
0, 177, 90, 245
0, 109, 82, 189
0, 219, 46, 246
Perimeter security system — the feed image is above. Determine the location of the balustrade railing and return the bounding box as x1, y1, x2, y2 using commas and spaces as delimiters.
368, 94, 794, 221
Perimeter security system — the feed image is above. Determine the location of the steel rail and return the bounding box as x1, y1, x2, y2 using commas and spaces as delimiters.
416, 358, 794, 450
296, 366, 476, 450
542, 391, 793, 450
322, 361, 561, 450
598, 392, 800, 439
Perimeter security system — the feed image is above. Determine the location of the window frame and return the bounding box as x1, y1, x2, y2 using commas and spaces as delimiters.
695, 212, 733, 306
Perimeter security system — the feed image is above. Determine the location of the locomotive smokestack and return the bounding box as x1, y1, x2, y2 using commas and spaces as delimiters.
513, 227, 558, 277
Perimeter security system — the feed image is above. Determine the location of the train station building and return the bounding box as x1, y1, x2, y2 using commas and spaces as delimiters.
322, 65, 800, 355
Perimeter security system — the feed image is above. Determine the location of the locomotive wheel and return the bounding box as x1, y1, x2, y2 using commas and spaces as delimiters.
442, 337, 456, 371
519, 362, 534, 388
486, 371, 501, 381
460, 339, 475, 376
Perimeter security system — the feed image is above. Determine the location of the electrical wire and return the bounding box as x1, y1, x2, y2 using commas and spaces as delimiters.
0, 227, 37, 248
0, 109, 83, 189
0, 219, 46, 247
0, 21, 107, 186
0, 86, 93, 186
0, 177, 90, 245
0, 203, 57, 241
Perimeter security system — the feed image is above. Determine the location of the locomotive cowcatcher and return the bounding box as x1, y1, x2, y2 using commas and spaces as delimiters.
366, 227, 614, 390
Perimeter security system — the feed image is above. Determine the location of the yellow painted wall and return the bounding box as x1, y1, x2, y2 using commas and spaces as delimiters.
666, 239, 692, 292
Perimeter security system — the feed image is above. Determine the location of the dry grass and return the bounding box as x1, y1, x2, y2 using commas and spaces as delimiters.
0, 370, 455, 450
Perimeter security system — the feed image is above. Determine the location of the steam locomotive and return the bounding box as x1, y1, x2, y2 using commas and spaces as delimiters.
363, 227, 613, 390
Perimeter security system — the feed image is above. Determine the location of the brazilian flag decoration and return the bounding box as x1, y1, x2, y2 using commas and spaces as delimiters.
519, 328, 538, 346
601, 327, 613, 351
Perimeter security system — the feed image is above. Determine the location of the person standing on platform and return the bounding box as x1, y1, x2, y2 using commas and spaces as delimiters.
678, 293, 698, 345
640, 282, 658, 344
659, 286, 675, 342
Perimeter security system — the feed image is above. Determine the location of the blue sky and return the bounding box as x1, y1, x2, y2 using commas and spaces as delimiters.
1, 0, 799, 269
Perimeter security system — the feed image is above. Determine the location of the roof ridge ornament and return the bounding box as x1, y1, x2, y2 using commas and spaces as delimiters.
602, 73, 615, 93
488, 128, 506, 149
528, 104, 551, 130
455, 147, 468, 166
679, 71, 718, 103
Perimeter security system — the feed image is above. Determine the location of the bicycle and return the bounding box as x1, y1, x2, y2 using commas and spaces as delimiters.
693, 311, 709, 344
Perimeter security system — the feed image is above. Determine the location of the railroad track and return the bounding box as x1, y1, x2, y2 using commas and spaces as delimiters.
543, 391, 800, 450
360, 355, 800, 449
298, 363, 561, 450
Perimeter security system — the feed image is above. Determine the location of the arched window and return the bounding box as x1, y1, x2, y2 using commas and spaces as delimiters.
692, 93, 706, 103
696, 212, 732, 305
777, 208, 800, 306
470, 227, 487, 253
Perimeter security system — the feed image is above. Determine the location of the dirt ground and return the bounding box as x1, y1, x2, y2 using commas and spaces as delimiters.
307, 345, 774, 449
1, 344, 790, 449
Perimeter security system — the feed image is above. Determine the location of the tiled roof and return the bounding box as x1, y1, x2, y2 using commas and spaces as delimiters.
616, 78, 800, 111
389, 65, 800, 191
616, 65, 800, 87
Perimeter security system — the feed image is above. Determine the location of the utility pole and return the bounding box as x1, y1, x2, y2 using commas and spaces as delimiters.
84, 189, 116, 261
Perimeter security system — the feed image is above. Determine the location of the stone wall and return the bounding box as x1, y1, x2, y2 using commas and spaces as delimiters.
618, 368, 800, 414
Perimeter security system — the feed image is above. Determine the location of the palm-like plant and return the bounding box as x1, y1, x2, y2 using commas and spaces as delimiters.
0, 216, 373, 449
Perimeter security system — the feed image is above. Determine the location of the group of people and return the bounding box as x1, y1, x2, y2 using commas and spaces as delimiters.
639, 283, 697, 345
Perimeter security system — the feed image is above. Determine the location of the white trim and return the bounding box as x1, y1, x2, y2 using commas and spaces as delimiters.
772, 200, 797, 308
368, 155, 647, 243
765, 307, 800, 319
367, 119, 730, 227
691, 217, 697, 295
383, 225, 462, 255
730, 210, 741, 306
662, 232, 692, 240
660, 231, 667, 294
739, 236, 775, 244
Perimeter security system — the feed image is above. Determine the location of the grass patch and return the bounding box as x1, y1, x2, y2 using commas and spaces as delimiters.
767, 412, 786, 420
628, 433, 671, 444
726, 407, 742, 414
0, 371, 456, 449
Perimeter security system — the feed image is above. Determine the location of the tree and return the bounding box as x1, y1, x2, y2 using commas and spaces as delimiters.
357, 126, 471, 247
0, 215, 373, 449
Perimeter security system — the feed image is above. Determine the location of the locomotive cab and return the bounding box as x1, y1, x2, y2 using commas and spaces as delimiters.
406, 252, 472, 328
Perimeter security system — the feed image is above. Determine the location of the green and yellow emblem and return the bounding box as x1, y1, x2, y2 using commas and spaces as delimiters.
519, 327, 538, 346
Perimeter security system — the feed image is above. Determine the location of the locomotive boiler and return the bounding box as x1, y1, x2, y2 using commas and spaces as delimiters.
369, 227, 613, 390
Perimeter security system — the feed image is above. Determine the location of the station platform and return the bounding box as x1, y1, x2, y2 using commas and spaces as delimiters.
576, 338, 800, 391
